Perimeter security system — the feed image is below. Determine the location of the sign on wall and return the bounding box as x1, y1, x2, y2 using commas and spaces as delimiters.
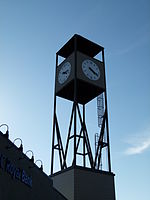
0, 152, 32, 188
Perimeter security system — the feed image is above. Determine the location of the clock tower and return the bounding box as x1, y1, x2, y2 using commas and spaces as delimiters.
50, 34, 116, 200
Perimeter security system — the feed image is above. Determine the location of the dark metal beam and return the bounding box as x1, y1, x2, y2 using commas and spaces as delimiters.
102, 49, 111, 172
51, 53, 58, 175
76, 104, 94, 168
94, 110, 106, 168
63, 103, 75, 168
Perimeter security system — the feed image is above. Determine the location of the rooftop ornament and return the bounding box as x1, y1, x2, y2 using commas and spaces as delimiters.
0, 123, 9, 139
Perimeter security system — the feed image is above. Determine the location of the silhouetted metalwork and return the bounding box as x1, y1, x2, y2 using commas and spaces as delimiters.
51, 34, 111, 174
0, 123, 9, 138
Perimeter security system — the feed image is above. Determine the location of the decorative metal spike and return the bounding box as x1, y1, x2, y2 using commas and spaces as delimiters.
40, 164, 43, 171
30, 155, 34, 162
4, 130, 9, 139
19, 143, 23, 152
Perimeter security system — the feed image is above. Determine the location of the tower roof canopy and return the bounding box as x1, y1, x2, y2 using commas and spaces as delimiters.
57, 34, 103, 58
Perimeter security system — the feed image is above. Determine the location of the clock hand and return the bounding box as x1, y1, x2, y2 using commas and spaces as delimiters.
62, 70, 69, 74
89, 67, 98, 76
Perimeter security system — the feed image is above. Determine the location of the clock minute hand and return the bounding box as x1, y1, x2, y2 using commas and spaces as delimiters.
89, 67, 98, 76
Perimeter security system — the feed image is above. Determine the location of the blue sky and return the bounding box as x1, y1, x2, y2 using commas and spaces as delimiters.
0, 0, 150, 199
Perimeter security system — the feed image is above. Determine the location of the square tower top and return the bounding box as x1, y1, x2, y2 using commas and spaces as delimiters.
57, 34, 104, 58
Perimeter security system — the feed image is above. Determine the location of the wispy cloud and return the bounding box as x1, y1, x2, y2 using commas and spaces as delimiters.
125, 138, 150, 155
124, 125, 150, 155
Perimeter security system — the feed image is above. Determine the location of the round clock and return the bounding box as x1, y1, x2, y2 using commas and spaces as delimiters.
82, 59, 100, 81
58, 62, 71, 84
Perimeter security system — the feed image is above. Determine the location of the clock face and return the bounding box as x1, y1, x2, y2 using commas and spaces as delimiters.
82, 59, 100, 81
58, 62, 71, 84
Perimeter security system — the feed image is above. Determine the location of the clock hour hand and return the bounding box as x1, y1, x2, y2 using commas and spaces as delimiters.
89, 67, 98, 76
62, 70, 69, 74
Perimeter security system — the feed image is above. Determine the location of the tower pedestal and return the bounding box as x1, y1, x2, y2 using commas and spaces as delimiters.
51, 166, 116, 200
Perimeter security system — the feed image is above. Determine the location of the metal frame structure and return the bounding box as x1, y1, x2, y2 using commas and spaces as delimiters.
51, 35, 111, 175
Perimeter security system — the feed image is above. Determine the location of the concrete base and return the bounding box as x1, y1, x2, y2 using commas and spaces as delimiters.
51, 166, 116, 200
